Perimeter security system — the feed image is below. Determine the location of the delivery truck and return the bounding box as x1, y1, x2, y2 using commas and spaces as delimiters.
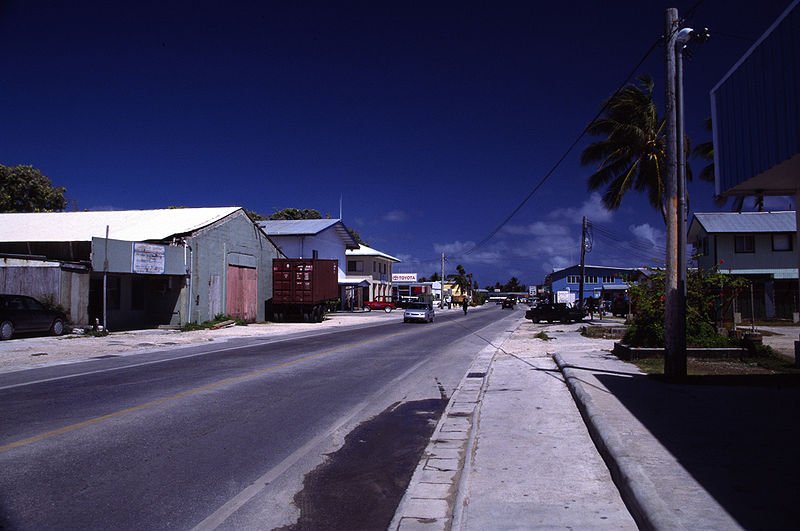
268, 258, 339, 323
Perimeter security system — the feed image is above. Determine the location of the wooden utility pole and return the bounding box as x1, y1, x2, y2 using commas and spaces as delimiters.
664, 7, 687, 379
441, 252, 446, 309
578, 216, 588, 308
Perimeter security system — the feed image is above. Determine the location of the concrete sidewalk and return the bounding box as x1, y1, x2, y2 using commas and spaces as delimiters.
392, 316, 800, 529
391, 319, 636, 530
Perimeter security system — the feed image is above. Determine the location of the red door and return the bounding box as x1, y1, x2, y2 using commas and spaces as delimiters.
226, 265, 257, 322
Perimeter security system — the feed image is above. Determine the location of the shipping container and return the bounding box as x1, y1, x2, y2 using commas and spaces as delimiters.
268, 258, 339, 322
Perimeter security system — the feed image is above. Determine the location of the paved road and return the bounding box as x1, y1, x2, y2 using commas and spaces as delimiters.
0, 306, 515, 530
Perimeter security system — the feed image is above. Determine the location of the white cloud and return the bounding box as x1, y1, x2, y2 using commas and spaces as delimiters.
383, 209, 409, 222
628, 223, 662, 246
548, 192, 613, 224
502, 221, 570, 236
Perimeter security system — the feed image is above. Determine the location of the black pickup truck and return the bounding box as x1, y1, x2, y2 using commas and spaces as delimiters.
525, 303, 585, 324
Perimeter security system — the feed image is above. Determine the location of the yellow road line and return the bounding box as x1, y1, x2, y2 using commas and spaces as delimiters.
1, 331, 402, 453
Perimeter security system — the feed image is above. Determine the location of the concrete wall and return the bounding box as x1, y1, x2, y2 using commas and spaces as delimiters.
345, 256, 394, 299
706, 233, 798, 272
184, 211, 280, 324
269, 228, 347, 280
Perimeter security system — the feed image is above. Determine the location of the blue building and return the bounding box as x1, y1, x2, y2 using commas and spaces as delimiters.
546, 265, 642, 306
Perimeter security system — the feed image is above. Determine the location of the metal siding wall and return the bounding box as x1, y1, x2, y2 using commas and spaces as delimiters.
714, 3, 800, 190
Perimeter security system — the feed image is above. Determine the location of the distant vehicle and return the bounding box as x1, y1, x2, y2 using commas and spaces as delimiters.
610, 297, 629, 318
501, 298, 516, 309
364, 296, 396, 313
404, 302, 435, 323
0, 294, 67, 340
525, 303, 585, 324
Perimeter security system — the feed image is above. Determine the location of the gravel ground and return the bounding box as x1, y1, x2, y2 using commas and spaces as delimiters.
0, 311, 395, 374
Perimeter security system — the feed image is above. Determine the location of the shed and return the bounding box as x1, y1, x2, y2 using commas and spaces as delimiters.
0, 207, 281, 329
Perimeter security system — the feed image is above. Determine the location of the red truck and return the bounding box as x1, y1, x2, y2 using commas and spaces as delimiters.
363, 296, 397, 313
268, 258, 339, 323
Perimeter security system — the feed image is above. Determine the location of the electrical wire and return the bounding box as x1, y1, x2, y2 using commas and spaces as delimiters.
454, 0, 709, 260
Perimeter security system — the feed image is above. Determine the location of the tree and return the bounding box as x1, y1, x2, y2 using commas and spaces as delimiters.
503, 277, 523, 292
0, 164, 66, 212
581, 75, 668, 221
692, 117, 715, 183
449, 265, 470, 296
347, 228, 368, 246
268, 208, 322, 220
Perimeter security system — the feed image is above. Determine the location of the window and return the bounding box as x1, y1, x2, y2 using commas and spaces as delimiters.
567, 275, 580, 284
347, 260, 364, 273
585, 276, 598, 284
602, 276, 614, 283
373, 262, 377, 273
734, 235, 754, 253
773, 233, 793, 252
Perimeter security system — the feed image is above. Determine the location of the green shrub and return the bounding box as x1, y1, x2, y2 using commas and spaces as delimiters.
625, 268, 747, 348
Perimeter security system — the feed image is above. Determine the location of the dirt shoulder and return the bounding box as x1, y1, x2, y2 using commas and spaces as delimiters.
0, 312, 389, 374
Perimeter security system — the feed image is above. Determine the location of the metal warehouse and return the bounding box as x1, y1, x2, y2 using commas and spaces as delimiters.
0, 207, 281, 330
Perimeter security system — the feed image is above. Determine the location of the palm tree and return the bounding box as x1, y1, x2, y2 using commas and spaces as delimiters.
581, 75, 668, 221
692, 117, 715, 183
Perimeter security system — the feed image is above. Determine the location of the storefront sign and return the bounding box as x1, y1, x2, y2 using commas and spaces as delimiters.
133, 243, 166, 274
392, 273, 417, 282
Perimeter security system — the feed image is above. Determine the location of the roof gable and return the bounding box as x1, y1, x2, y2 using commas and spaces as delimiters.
692, 211, 796, 234
257, 219, 359, 249
346, 243, 401, 262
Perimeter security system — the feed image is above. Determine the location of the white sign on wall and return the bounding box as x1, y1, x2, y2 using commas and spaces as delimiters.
132, 243, 166, 274
392, 273, 418, 282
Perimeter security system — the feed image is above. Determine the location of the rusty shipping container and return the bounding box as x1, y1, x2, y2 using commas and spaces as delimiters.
269, 258, 338, 322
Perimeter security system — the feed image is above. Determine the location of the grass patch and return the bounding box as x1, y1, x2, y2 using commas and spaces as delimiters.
182, 314, 248, 332
630, 347, 800, 377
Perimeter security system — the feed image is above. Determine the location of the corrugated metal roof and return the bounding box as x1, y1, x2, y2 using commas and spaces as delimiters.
0, 207, 241, 242
346, 243, 401, 262
257, 219, 359, 249
258, 219, 339, 235
693, 211, 796, 233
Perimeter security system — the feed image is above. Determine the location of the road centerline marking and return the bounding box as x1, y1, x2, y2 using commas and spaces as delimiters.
0, 331, 406, 454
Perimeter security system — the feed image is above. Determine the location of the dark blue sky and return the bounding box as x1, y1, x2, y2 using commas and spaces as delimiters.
1, 1, 795, 286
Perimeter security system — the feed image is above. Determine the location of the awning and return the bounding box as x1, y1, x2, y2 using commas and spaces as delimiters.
339, 279, 371, 287
601, 284, 629, 291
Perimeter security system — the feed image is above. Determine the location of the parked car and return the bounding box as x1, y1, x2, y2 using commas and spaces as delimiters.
501, 297, 516, 309
610, 297, 629, 317
363, 297, 396, 313
404, 302, 435, 323
525, 303, 585, 324
0, 294, 67, 340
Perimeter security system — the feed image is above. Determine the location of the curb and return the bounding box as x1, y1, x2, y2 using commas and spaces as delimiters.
389, 323, 514, 531
553, 352, 685, 531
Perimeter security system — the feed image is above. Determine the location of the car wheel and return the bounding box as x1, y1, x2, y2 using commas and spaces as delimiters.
384, 306, 392, 313
404, 318, 409, 323
532, 317, 540, 323
51, 318, 65, 336
364, 306, 372, 312
1, 320, 13, 340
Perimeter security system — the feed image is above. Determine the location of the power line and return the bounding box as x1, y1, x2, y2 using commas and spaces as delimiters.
455, 1, 712, 260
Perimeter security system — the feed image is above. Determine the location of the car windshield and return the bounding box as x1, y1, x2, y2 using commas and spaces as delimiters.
407, 303, 429, 309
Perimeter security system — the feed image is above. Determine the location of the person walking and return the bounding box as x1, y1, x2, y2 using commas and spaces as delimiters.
462, 298, 468, 316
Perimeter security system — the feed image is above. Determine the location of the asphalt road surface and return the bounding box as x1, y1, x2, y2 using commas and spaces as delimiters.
0, 305, 518, 530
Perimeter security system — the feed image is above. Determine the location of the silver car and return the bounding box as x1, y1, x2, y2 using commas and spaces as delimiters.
403, 302, 435, 323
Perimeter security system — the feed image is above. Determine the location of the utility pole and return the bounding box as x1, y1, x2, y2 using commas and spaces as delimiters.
578, 216, 588, 308
441, 252, 446, 309
664, 7, 686, 379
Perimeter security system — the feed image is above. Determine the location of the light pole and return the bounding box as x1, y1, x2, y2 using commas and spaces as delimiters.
664, 7, 708, 380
